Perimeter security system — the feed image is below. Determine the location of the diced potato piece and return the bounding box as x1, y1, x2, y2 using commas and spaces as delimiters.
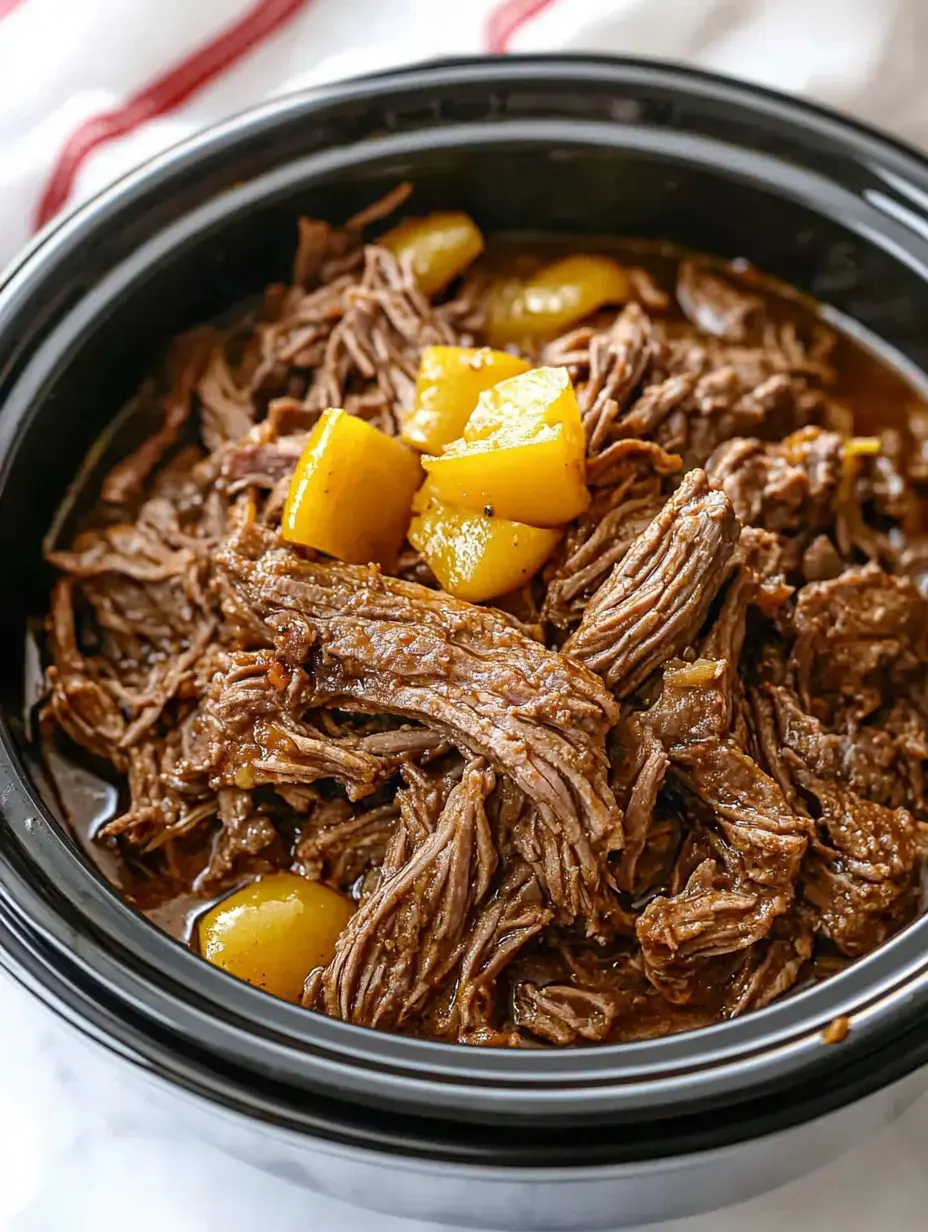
486, 254, 632, 346
380, 212, 484, 297
282, 408, 422, 567
408, 495, 560, 602
402, 346, 531, 454
198, 872, 354, 1002
422, 366, 589, 526
411, 474, 442, 514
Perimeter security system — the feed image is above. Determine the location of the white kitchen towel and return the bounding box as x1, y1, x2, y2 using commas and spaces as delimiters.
1, 0, 928, 271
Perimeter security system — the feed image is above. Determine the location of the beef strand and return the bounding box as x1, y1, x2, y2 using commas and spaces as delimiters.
635, 554, 808, 1004
217, 524, 624, 928
564, 469, 740, 696
303, 761, 499, 1029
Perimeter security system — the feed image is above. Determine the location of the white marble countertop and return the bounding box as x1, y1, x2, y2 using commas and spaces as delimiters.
2, 970, 928, 1232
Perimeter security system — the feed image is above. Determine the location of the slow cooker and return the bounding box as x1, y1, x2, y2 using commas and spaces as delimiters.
2, 56, 928, 1230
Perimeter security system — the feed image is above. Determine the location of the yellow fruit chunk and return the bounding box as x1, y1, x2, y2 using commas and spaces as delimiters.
486, 254, 632, 346
422, 366, 589, 526
402, 346, 532, 454
282, 408, 422, 567
198, 873, 354, 1002
409, 495, 560, 602
380, 211, 485, 297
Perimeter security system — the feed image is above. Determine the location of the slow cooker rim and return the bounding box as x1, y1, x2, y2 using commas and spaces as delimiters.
3, 54, 928, 1130
9, 50, 928, 293
4, 890, 927, 1170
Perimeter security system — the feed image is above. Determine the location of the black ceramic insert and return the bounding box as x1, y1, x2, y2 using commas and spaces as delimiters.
2, 57, 928, 1167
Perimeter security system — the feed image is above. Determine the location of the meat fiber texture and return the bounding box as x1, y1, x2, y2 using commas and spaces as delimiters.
42, 203, 928, 1046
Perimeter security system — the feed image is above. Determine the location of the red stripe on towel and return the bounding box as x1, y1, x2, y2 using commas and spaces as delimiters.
34, 0, 311, 230
0, 0, 30, 20
485, 0, 561, 54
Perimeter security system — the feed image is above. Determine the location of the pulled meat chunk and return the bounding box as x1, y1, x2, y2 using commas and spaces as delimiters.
570, 303, 656, 457
564, 469, 739, 696
442, 859, 553, 1043
542, 467, 667, 630
218, 524, 623, 927
754, 684, 920, 955
303, 244, 456, 426
610, 714, 669, 894
676, 260, 763, 342
294, 797, 400, 889
171, 651, 386, 800
43, 579, 129, 764
707, 426, 842, 535
511, 946, 715, 1045
723, 908, 815, 1016
303, 761, 503, 1030
789, 564, 927, 721
635, 554, 808, 1004
638, 715, 808, 1002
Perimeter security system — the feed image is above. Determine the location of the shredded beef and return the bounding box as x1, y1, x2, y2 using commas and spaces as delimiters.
542, 467, 668, 629
40, 192, 928, 1047
303, 761, 505, 1031
511, 945, 715, 1045
707, 427, 842, 535
302, 245, 457, 428
217, 524, 623, 929
435, 858, 553, 1042
563, 469, 740, 696
101, 330, 217, 505
723, 908, 815, 1016
788, 564, 927, 721
44, 579, 129, 763
219, 427, 307, 493
293, 797, 400, 889
753, 683, 920, 955
169, 651, 389, 800
676, 260, 763, 342
610, 714, 669, 895
573, 303, 657, 456
634, 550, 808, 1003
